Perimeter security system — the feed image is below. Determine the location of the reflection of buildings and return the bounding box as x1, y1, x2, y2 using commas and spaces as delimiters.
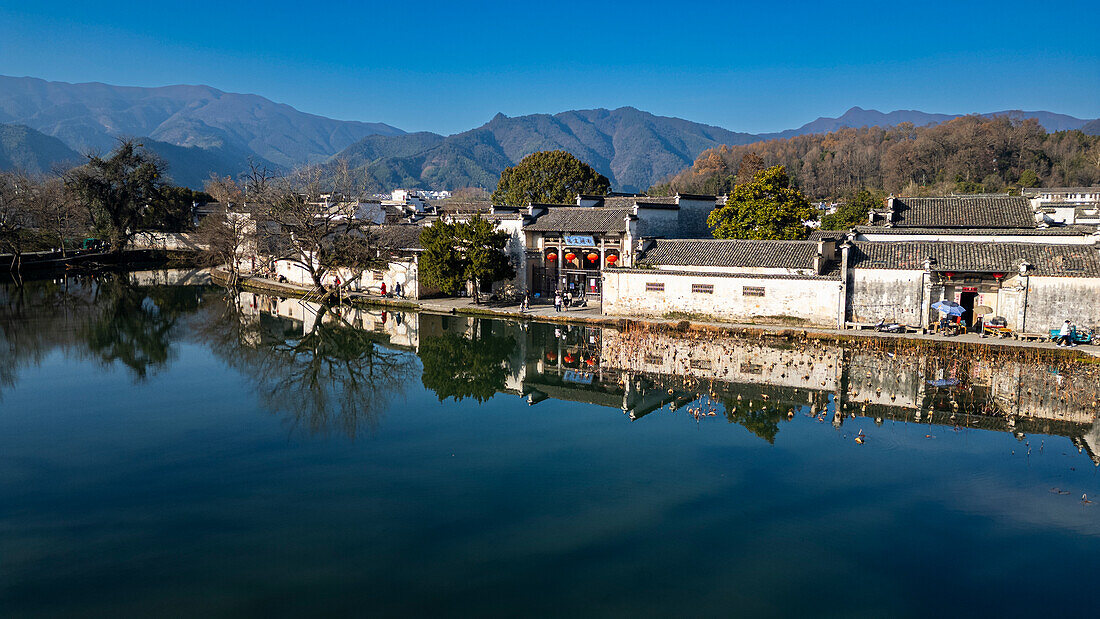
230, 296, 1100, 461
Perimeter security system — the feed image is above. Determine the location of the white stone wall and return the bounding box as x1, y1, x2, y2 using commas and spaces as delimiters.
847, 269, 926, 325
1022, 276, 1100, 333
602, 270, 842, 326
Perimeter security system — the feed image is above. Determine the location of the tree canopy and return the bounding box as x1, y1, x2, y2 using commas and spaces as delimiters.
491, 150, 610, 206
419, 215, 515, 302
707, 165, 816, 240
653, 116, 1100, 200
820, 188, 883, 230
65, 140, 168, 251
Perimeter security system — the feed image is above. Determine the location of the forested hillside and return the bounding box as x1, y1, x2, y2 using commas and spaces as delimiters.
651, 116, 1100, 199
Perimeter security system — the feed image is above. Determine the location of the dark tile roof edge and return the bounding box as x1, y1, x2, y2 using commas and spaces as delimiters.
606, 268, 841, 281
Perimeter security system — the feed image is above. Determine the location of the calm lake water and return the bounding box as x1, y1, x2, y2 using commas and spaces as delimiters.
2, 272, 1099, 617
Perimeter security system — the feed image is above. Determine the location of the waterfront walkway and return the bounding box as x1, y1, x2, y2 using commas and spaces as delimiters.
218, 270, 1099, 356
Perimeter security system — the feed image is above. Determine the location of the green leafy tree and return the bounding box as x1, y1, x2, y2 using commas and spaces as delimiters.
1017, 169, 1040, 188
419, 220, 467, 295
65, 140, 168, 252
820, 188, 883, 230
491, 150, 610, 206
419, 215, 516, 303
707, 165, 817, 240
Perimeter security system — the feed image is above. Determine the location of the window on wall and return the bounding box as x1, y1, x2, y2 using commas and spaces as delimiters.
742, 286, 766, 297
691, 283, 714, 294
645, 282, 665, 292
643, 355, 662, 365
372, 271, 384, 281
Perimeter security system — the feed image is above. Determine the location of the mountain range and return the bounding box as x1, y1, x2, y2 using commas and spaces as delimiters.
0, 75, 1096, 191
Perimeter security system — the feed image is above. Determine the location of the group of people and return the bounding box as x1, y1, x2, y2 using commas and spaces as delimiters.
377, 281, 402, 298
554, 289, 581, 312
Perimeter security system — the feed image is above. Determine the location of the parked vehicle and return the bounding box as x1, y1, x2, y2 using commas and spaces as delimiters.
1048, 326, 1096, 346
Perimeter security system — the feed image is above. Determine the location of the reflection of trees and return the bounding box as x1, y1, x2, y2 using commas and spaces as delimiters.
198, 294, 417, 437
1, 275, 200, 398
419, 321, 515, 403
723, 401, 783, 444
80, 277, 202, 379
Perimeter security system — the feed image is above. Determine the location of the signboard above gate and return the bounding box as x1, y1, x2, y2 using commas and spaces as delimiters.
563, 235, 596, 247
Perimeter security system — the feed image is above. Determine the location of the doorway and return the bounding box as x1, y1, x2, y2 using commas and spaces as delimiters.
960, 291, 978, 332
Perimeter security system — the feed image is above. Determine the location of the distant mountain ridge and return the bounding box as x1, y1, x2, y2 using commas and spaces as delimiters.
0, 74, 1095, 190
757, 106, 1094, 141
333, 107, 759, 192
0, 75, 403, 186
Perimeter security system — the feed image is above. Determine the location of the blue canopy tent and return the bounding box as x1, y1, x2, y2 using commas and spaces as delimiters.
932, 300, 966, 317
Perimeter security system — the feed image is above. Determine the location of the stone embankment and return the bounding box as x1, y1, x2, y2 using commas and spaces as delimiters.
211, 268, 1100, 359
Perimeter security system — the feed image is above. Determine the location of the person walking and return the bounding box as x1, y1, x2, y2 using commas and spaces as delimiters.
554, 291, 562, 313
380, 281, 387, 297
521, 292, 530, 313
1057, 319, 1076, 346
563, 290, 571, 311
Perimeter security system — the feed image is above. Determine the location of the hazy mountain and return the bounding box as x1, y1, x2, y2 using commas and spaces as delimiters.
2, 74, 1095, 191
335, 107, 760, 192
0, 123, 80, 175
759, 106, 1094, 140
0, 75, 403, 173
1083, 119, 1100, 136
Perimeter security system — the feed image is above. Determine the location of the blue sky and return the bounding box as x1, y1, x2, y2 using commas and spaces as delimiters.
1, 0, 1097, 135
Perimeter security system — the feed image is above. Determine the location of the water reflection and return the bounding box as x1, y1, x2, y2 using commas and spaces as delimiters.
0, 270, 208, 396
197, 292, 418, 437
4, 275, 1099, 460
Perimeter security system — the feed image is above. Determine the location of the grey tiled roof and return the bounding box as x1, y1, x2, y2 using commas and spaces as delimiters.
854, 225, 1093, 236
641, 239, 821, 270
808, 230, 850, 241
597, 195, 679, 208
610, 268, 841, 281
850, 241, 1100, 277
888, 196, 1036, 228
524, 207, 634, 232
372, 224, 425, 251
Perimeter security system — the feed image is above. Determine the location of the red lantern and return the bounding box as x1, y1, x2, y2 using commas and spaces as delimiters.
546, 252, 557, 261
586, 252, 598, 263
564, 252, 577, 262
606, 254, 618, 265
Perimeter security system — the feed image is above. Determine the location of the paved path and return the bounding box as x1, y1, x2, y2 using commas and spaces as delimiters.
223, 271, 1099, 356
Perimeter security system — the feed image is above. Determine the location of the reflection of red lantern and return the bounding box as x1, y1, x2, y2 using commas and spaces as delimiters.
993, 273, 1004, 280
564, 353, 575, 364
546, 252, 557, 261
546, 352, 557, 362
585, 357, 596, 366
564, 252, 577, 262
586, 252, 598, 263
606, 255, 618, 265
945, 272, 955, 278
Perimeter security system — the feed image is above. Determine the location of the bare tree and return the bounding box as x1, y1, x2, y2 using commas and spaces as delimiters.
28, 177, 85, 258
257, 165, 391, 303
0, 172, 38, 278
196, 175, 253, 285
